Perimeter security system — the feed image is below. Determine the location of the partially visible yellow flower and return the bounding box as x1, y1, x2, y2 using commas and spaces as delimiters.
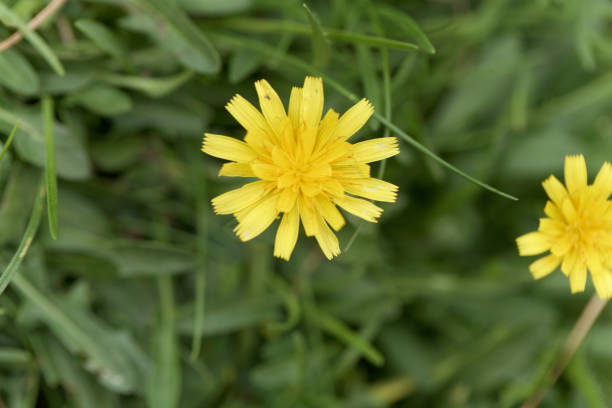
516, 155, 612, 298
202, 77, 399, 260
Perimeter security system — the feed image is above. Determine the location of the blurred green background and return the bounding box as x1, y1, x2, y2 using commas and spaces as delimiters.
1, 0, 612, 407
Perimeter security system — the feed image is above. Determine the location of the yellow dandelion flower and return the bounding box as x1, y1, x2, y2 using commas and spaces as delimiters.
202, 77, 400, 260
516, 154, 612, 298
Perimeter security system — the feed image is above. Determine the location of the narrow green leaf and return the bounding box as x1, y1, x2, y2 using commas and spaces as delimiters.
377, 6, 436, 54
0, 347, 31, 365
100, 71, 194, 98
42, 97, 58, 240
66, 85, 133, 116
218, 18, 419, 52
0, 49, 39, 95
178, 0, 253, 15
0, 3, 65, 75
189, 164, 207, 361
306, 305, 384, 366
212, 34, 518, 201
303, 4, 331, 68
0, 178, 44, 296
75, 19, 127, 59
148, 276, 180, 408
0, 122, 19, 162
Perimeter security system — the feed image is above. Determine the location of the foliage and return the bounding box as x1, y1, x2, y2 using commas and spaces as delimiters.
1, 0, 612, 407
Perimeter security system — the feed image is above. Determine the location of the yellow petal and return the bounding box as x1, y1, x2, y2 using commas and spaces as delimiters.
593, 161, 612, 199
342, 178, 398, 202
314, 215, 340, 260
251, 162, 281, 180
211, 181, 269, 214
299, 197, 319, 236
332, 164, 370, 178
561, 249, 578, 276
300, 76, 324, 129
589, 261, 612, 299
288, 87, 302, 130
544, 201, 564, 222
335, 99, 374, 141
274, 206, 299, 261
315, 109, 339, 150
538, 218, 563, 236
550, 236, 571, 257
234, 194, 279, 241
529, 254, 560, 279
225, 94, 271, 137
314, 195, 345, 231
202, 133, 258, 162
351, 137, 400, 163
218, 162, 256, 177
317, 141, 352, 163
322, 179, 345, 198
300, 181, 322, 197
277, 188, 297, 213
564, 154, 587, 195
569, 261, 587, 293
304, 163, 331, 178
516, 231, 551, 256
542, 175, 568, 208
255, 79, 287, 136
333, 195, 383, 222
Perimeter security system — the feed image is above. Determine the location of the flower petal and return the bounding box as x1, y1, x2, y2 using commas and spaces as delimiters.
564, 154, 587, 195
288, 87, 302, 130
202, 133, 258, 162
255, 79, 287, 136
274, 206, 299, 260
300, 76, 324, 129
516, 232, 551, 256
314, 215, 340, 260
218, 162, 256, 177
211, 181, 269, 214
333, 195, 383, 222
351, 137, 400, 163
314, 195, 345, 231
569, 261, 587, 293
542, 175, 568, 208
593, 161, 612, 199
335, 99, 374, 141
234, 194, 279, 241
342, 178, 398, 202
529, 254, 560, 279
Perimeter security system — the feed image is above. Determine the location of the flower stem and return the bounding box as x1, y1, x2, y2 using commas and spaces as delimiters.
521, 294, 609, 408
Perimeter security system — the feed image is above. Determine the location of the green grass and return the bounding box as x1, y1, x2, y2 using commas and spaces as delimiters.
1, 0, 612, 407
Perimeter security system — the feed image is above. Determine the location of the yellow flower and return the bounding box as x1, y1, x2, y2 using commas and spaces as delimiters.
202, 77, 399, 260
516, 154, 612, 298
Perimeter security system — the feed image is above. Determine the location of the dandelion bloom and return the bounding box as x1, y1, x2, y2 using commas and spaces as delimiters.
516, 155, 612, 298
202, 77, 399, 260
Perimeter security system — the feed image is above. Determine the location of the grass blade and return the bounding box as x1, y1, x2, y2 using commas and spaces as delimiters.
212, 33, 518, 201
302, 3, 331, 68
0, 122, 18, 162
216, 18, 419, 52
377, 6, 436, 55
0, 3, 65, 75
42, 96, 58, 240
0, 178, 45, 296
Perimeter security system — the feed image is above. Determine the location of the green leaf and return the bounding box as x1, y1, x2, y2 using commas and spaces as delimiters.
0, 49, 39, 95
303, 3, 331, 68
178, 0, 253, 15
0, 105, 91, 180
125, 0, 220, 74
99, 71, 194, 98
147, 277, 181, 408
0, 3, 65, 75
42, 97, 58, 240
75, 19, 127, 59
377, 5, 436, 54
0, 122, 18, 162
0, 178, 44, 296
66, 85, 133, 116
